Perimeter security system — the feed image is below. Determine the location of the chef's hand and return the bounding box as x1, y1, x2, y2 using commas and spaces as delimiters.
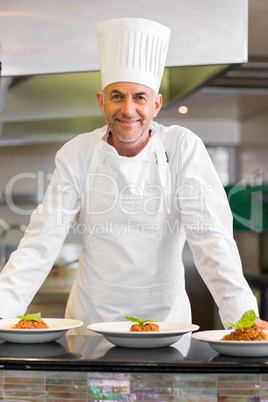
255, 317, 268, 329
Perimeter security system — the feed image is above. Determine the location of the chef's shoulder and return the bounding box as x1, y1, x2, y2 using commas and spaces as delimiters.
55, 126, 106, 167
155, 121, 205, 155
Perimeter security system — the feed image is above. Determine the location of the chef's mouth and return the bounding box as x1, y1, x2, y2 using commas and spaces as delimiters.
116, 119, 141, 125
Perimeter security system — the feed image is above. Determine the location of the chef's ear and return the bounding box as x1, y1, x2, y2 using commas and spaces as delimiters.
96, 92, 105, 115
153, 94, 162, 118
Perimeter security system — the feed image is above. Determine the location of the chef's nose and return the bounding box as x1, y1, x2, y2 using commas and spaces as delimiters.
121, 97, 136, 116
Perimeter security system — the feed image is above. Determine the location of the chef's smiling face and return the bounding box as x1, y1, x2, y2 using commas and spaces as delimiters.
96, 82, 162, 150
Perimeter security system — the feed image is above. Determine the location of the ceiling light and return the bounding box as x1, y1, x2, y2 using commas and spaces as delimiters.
178, 106, 188, 114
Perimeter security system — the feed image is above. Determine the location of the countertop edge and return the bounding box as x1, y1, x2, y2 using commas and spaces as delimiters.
0, 358, 268, 374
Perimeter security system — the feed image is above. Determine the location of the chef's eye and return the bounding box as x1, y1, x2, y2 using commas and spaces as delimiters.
111, 94, 123, 100
134, 95, 146, 102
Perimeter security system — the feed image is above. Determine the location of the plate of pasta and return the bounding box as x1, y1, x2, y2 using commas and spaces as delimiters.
0, 317, 83, 343
192, 311, 268, 357
192, 330, 268, 357
88, 320, 199, 348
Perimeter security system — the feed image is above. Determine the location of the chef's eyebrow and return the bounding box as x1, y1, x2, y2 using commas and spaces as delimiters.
110, 89, 148, 96
110, 90, 123, 95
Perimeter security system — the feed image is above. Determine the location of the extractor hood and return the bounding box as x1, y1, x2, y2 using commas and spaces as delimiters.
0, 0, 248, 146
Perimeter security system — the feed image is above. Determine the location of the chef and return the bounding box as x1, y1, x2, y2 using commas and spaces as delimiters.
0, 17, 267, 333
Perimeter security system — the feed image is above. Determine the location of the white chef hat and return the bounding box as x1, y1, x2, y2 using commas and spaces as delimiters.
96, 17, 171, 94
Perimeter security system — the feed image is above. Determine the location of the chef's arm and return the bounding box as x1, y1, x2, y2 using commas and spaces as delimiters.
0, 203, 77, 318
185, 222, 260, 328
176, 131, 261, 327
0, 140, 83, 319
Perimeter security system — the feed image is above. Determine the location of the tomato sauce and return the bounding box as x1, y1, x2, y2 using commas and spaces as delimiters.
222, 326, 267, 341
13, 319, 49, 329
130, 322, 159, 332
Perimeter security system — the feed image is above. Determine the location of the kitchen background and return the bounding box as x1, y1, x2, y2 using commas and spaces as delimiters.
0, 0, 267, 329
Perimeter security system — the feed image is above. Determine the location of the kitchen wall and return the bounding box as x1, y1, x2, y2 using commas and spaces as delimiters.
239, 113, 268, 182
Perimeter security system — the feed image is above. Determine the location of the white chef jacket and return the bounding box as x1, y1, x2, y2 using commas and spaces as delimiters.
0, 122, 259, 333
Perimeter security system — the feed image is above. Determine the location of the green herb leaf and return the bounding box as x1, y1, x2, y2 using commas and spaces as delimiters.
125, 316, 156, 326
17, 312, 42, 322
225, 310, 256, 329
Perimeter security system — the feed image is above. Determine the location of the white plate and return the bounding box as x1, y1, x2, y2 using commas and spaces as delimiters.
192, 330, 268, 357
87, 322, 199, 348
0, 318, 83, 344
